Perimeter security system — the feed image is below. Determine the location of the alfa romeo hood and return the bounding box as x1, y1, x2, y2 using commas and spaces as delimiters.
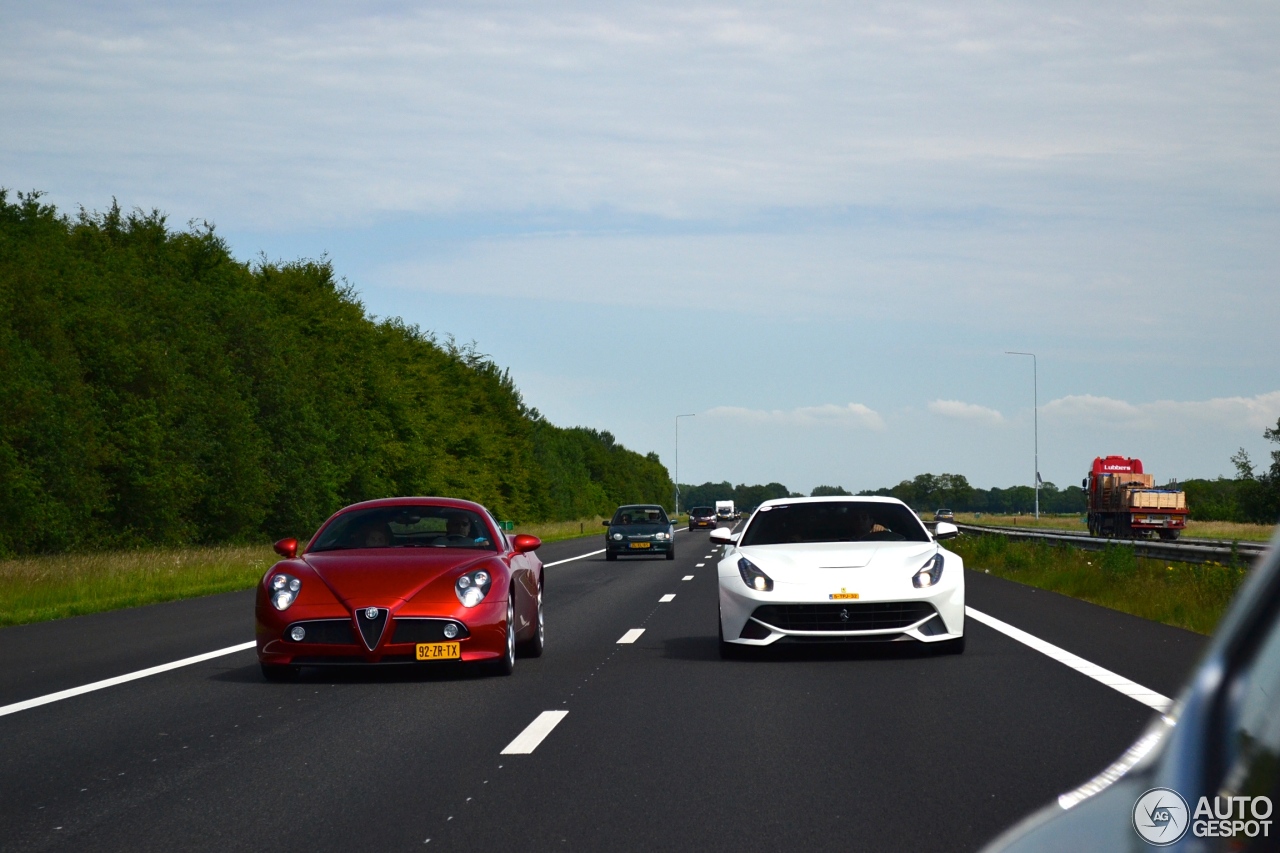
302, 550, 490, 604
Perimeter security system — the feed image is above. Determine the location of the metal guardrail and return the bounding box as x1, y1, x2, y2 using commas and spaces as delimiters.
954, 522, 1268, 567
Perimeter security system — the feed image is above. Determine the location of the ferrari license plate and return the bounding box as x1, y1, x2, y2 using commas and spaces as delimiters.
629, 542, 651, 549
829, 593, 859, 600
416, 642, 460, 660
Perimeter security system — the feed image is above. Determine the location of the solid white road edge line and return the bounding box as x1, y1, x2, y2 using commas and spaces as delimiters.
500, 710, 569, 754
543, 549, 605, 567
617, 629, 645, 644
965, 607, 1171, 712
0, 641, 258, 719
659, 594, 676, 602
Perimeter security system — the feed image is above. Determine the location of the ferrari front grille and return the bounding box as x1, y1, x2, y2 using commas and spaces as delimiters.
750, 601, 936, 632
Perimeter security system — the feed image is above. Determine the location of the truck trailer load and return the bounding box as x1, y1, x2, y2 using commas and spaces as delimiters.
1084, 456, 1188, 540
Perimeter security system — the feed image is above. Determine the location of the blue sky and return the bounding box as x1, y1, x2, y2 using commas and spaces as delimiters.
4, 1, 1279, 493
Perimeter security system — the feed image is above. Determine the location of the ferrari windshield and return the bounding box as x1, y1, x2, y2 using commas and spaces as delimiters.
309, 506, 495, 552
611, 506, 669, 525
739, 501, 929, 546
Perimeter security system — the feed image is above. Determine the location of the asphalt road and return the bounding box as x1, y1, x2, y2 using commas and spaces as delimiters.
0, 530, 1209, 852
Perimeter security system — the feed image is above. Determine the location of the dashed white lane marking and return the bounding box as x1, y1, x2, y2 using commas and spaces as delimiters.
682, 575, 694, 581
695, 563, 705, 567
543, 549, 606, 567
500, 710, 569, 754
617, 629, 645, 644
659, 594, 676, 603
0, 641, 257, 718
966, 607, 1172, 712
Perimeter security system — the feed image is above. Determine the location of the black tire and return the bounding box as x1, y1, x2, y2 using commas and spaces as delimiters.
518, 580, 545, 658
1158, 530, 1181, 541
488, 594, 516, 676
605, 551, 617, 561
666, 547, 675, 561
260, 663, 299, 682
937, 635, 966, 655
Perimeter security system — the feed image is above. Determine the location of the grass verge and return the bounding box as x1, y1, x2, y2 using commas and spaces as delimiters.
0, 514, 645, 628
0, 544, 274, 628
949, 533, 1250, 635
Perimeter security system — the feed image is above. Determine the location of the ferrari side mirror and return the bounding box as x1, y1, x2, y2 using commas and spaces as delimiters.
273, 538, 298, 559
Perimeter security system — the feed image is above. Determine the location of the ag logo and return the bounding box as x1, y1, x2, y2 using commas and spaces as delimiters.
1133, 787, 1190, 846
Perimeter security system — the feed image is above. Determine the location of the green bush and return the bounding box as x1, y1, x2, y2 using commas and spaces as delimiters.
0, 191, 672, 556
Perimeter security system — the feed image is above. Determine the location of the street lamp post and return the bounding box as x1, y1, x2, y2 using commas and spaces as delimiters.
1005, 351, 1039, 519
674, 413, 696, 517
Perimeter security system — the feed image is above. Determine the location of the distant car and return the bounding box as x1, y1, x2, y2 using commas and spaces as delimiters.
934, 508, 955, 522
688, 507, 716, 530
604, 504, 676, 561
255, 497, 544, 681
713, 497, 964, 657
982, 528, 1280, 852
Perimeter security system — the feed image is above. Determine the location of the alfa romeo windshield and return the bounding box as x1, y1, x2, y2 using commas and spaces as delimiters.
739, 501, 929, 546
309, 506, 496, 551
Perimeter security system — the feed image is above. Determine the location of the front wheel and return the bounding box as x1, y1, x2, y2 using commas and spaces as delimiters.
488, 594, 516, 676
665, 547, 675, 561
718, 613, 746, 660
518, 581, 545, 658
605, 551, 617, 561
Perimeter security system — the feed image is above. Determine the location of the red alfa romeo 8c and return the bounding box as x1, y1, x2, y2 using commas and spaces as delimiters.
255, 497, 543, 680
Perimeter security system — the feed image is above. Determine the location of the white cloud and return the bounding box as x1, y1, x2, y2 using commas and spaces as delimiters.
1042, 391, 1280, 431
928, 399, 1005, 425
705, 403, 885, 431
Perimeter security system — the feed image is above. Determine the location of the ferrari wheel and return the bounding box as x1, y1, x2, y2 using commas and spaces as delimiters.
489, 593, 516, 676
260, 663, 299, 682
519, 581, 545, 658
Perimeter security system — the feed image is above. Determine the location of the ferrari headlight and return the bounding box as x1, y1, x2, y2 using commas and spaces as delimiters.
738, 557, 773, 592
270, 574, 300, 610
455, 569, 493, 608
913, 554, 944, 588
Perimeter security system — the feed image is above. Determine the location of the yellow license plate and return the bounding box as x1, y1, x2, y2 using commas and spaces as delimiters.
629, 542, 651, 549
416, 642, 460, 660
829, 593, 860, 600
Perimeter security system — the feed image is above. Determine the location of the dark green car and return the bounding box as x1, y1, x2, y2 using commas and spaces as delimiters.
603, 504, 675, 561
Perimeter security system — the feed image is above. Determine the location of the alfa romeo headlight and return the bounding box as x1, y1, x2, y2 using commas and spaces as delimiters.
455, 569, 493, 607
270, 573, 301, 610
738, 557, 773, 592
913, 554, 944, 588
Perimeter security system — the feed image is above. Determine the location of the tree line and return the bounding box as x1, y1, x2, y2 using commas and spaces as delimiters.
0, 192, 672, 556
679, 474, 1086, 514
1179, 425, 1280, 524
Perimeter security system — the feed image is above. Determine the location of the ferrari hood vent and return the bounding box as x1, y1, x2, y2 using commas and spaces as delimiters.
355, 607, 388, 651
